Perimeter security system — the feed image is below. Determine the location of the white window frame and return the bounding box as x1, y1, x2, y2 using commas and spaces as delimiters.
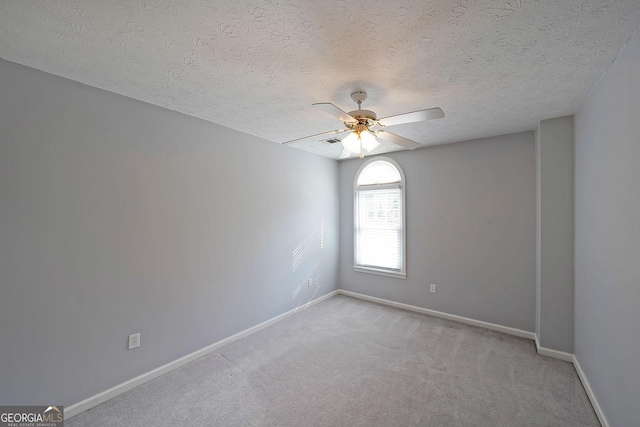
353, 157, 406, 279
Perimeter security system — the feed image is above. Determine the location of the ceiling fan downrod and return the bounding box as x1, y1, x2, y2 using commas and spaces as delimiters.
351, 91, 367, 110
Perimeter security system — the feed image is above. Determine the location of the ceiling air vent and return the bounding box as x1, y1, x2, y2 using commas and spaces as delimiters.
324, 138, 342, 144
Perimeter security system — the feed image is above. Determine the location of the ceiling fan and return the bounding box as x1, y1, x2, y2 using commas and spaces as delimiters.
283, 91, 444, 159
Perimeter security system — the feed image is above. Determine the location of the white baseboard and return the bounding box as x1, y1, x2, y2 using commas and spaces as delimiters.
337, 290, 536, 340
65, 288, 609, 427
64, 289, 339, 419
573, 356, 610, 427
534, 334, 574, 362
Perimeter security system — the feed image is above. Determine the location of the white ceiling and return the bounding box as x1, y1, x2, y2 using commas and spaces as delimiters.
1, 1, 639, 159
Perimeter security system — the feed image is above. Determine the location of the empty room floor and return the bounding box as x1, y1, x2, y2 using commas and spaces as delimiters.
67, 295, 599, 426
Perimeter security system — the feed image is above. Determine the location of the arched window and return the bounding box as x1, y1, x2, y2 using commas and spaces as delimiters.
353, 157, 406, 278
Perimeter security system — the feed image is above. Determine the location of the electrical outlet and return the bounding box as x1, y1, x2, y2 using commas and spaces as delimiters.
430, 284, 436, 293
128, 333, 140, 350
308, 278, 313, 287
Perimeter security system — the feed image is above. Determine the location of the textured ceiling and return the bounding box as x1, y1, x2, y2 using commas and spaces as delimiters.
1, 1, 639, 159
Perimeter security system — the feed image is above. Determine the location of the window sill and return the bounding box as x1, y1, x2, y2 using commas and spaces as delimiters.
353, 266, 406, 279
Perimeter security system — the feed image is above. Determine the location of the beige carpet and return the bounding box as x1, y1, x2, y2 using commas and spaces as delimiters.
67, 295, 599, 426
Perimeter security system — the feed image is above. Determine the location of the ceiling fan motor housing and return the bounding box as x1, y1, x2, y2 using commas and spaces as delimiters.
347, 109, 377, 122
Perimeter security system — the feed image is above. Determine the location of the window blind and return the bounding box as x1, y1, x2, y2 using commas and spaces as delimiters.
355, 188, 402, 270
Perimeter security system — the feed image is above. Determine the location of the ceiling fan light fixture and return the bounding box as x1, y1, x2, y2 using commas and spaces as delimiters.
360, 130, 379, 152
342, 130, 379, 155
341, 132, 362, 153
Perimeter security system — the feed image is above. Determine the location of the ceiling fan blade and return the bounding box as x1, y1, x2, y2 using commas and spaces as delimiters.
377, 107, 444, 127
313, 103, 358, 123
376, 130, 422, 150
282, 129, 349, 145
338, 147, 352, 159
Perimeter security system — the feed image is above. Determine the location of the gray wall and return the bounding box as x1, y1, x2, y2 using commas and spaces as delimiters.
574, 29, 640, 427
0, 59, 339, 406
338, 133, 536, 332
536, 116, 574, 353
